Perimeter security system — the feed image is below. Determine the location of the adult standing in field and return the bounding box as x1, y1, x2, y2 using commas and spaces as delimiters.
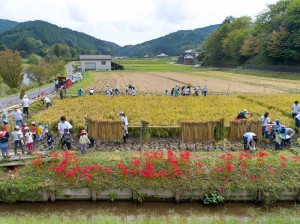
259, 112, 271, 138
202, 85, 208, 96
58, 116, 73, 138
59, 86, 64, 100
9, 107, 25, 126
195, 85, 200, 96
89, 88, 94, 95
119, 112, 128, 143
54, 79, 59, 93
22, 95, 30, 118
291, 101, 300, 119
12, 125, 24, 155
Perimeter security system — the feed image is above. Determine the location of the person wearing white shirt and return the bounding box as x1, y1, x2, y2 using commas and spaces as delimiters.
22, 95, 30, 118
10, 107, 24, 126
292, 101, 300, 118
89, 88, 94, 95
243, 132, 258, 151
295, 113, 300, 128
119, 112, 128, 143
259, 112, 271, 138
57, 116, 73, 137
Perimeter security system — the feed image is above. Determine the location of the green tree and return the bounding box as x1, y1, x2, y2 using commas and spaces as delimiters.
0, 50, 23, 89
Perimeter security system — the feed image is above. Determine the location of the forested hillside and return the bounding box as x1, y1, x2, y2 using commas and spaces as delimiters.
0, 20, 121, 58
200, 0, 300, 67
0, 19, 18, 34
121, 25, 219, 57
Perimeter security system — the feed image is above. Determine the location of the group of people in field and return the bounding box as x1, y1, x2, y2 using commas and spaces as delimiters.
238, 101, 298, 151
87, 84, 137, 96
0, 108, 129, 159
166, 84, 208, 97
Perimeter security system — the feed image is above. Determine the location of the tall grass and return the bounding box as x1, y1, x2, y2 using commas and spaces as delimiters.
1, 209, 300, 224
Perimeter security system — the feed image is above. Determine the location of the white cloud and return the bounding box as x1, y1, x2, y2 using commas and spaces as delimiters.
0, 0, 279, 46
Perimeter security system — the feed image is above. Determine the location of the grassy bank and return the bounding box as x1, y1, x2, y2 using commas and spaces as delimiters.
66, 71, 95, 95
0, 150, 299, 204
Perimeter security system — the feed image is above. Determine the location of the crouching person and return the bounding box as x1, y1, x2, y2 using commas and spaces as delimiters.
79, 130, 90, 154
243, 132, 258, 151
0, 131, 10, 159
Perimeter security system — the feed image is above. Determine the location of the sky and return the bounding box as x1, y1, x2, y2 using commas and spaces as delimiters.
0, 0, 279, 46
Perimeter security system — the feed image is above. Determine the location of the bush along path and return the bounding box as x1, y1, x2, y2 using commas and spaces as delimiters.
0, 149, 299, 205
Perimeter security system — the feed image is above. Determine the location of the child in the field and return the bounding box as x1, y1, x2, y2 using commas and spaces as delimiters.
31, 122, 37, 141
37, 122, 44, 141
1, 120, 10, 137
44, 130, 54, 150
24, 127, 34, 153
61, 129, 72, 150
79, 129, 90, 154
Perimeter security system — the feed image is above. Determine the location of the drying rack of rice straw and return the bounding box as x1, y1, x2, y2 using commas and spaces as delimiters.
228, 120, 262, 141
180, 120, 222, 142
87, 118, 123, 142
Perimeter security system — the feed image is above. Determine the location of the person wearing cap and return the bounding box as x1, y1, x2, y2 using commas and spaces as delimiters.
202, 85, 208, 96
22, 95, 30, 118
9, 107, 25, 126
31, 122, 37, 141
79, 129, 91, 154
243, 132, 258, 151
1, 120, 9, 137
0, 130, 10, 159
61, 128, 72, 150
24, 127, 34, 153
11, 126, 24, 155
44, 129, 54, 150
58, 116, 73, 138
236, 109, 253, 120
119, 112, 128, 143
194, 85, 200, 96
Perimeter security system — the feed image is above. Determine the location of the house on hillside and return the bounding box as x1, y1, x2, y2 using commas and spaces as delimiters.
177, 49, 199, 65
79, 55, 112, 71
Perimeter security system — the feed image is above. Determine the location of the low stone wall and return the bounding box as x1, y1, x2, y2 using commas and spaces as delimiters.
11, 188, 300, 203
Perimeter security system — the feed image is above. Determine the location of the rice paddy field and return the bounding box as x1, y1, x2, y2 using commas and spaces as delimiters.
33, 58, 300, 129
34, 94, 296, 129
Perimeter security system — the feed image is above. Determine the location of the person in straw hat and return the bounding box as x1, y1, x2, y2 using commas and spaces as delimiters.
236, 109, 253, 120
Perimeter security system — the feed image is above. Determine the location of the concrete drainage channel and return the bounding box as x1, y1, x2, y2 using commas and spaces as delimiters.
12, 188, 300, 203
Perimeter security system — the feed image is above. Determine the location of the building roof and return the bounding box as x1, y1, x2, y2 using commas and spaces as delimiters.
80, 55, 112, 60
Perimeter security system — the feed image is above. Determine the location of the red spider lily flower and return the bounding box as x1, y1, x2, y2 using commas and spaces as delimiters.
65, 170, 76, 178
33, 159, 42, 165
197, 162, 204, 167
145, 162, 155, 170
240, 161, 247, 168
268, 167, 276, 174
258, 175, 262, 180
159, 170, 169, 177
172, 166, 184, 177
73, 165, 82, 172
239, 152, 252, 160
85, 175, 91, 182
220, 152, 236, 160
141, 169, 153, 178
225, 163, 234, 172
291, 155, 300, 162
281, 162, 287, 169
104, 167, 113, 174
257, 151, 268, 158
48, 165, 55, 171
167, 150, 174, 157
279, 155, 287, 161
121, 168, 129, 175
60, 159, 69, 166
223, 177, 228, 184
130, 159, 141, 167
153, 151, 164, 159
81, 168, 89, 174
37, 153, 44, 158
116, 163, 126, 169
55, 166, 65, 173
250, 175, 255, 180
129, 170, 138, 176
49, 152, 59, 158
167, 156, 179, 165
180, 151, 191, 160
214, 165, 224, 172
88, 164, 101, 171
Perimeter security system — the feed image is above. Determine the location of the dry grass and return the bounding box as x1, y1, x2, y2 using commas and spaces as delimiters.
82, 70, 300, 94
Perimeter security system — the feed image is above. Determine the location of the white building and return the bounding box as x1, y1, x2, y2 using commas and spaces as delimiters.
79, 55, 112, 71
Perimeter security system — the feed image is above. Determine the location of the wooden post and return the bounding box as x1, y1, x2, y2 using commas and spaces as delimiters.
91, 189, 97, 202
175, 189, 180, 204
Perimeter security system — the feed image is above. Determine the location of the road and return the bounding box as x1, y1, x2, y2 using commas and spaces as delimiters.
0, 62, 74, 111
